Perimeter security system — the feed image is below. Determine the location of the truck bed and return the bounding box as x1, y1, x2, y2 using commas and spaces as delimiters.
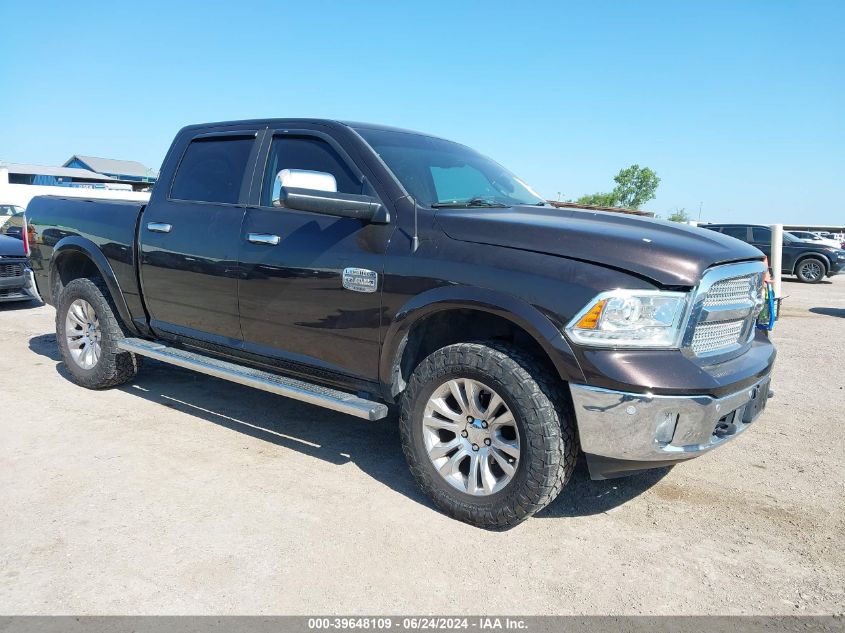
26, 195, 146, 313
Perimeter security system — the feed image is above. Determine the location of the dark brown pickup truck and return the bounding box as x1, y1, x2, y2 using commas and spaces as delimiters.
26, 119, 775, 527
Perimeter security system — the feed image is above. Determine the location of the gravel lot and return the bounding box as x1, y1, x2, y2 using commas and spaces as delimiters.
1, 275, 843, 615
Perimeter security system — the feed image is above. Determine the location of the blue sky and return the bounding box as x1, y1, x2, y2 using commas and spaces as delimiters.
1, 1, 843, 223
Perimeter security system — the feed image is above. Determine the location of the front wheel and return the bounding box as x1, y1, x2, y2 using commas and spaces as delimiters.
795, 257, 826, 283
399, 341, 577, 529
56, 277, 141, 389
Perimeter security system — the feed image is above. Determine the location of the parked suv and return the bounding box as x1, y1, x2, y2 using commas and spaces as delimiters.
787, 230, 843, 250
704, 224, 845, 283
0, 215, 38, 304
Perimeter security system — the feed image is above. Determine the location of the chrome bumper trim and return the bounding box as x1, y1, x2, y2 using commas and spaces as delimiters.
0, 268, 40, 302
25, 268, 42, 302
570, 370, 772, 473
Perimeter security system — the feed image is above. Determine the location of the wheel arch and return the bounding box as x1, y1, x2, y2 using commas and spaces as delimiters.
380, 286, 585, 401
792, 252, 829, 275
50, 236, 138, 335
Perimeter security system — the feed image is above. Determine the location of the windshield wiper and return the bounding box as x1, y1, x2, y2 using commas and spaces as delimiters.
431, 197, 509, 209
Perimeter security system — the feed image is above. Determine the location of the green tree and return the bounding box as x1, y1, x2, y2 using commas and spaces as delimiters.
574, 164, 661, 210
611, 164, 660, 209
667, 208, 690, 223
575, 191, 618, 207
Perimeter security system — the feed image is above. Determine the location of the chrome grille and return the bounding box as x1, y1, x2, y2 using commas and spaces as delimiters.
0, 263, 24, 278
703, 274, 756, 307
691, 320, 745, 355
686, 264, 765, 357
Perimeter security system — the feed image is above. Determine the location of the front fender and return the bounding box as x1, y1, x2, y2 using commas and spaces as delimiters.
49, 236, 138, 335
792, 250, 835, 274
379, 285, 586, 393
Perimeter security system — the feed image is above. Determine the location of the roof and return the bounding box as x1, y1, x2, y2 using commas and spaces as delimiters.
702, 223, 767, 227
178, 118, 447, 141
0, 162, 116, 181
706, 222, 845, 231
782, 224, 845, 231
548, 200, 653, 216
65, 155, 154, 179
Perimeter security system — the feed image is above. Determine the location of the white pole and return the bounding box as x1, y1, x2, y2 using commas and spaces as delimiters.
770, 224, 783, 300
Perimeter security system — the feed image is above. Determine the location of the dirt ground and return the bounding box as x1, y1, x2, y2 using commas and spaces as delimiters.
0, 275, 843, 615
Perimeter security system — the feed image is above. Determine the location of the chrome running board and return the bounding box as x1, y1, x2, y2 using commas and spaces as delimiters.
118, 338, 388, 421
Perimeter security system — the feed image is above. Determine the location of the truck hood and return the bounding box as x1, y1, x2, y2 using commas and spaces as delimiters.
0, 234, 25, 258
436, 206, 764, 286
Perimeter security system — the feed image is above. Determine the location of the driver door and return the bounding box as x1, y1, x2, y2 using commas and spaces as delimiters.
237, 130, 393, 385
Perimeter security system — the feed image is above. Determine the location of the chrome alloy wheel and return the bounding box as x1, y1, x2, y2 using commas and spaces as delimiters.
800, 259, 824, 281
65, 298, 102, 370
422, 378, 521, 496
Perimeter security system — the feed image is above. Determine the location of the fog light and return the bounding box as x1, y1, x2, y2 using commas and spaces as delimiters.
655, 411, 679, 444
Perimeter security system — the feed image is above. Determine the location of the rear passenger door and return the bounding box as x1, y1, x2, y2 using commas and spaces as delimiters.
752, 226, 803, 273
139, 129, 261, 346
749, 226, 782, 267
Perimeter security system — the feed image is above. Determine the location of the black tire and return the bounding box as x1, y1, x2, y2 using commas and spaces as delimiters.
56, 277, 141, 389
399, 341, 577, 529
795, 257, 827, 283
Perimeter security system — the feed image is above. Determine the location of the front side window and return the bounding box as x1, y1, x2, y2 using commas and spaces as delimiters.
751, 227, 772, 243
261, 136, 361, 207
355, 127, 545, 208
170, 136, 254, 204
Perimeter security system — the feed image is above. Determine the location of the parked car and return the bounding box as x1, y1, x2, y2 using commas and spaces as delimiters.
705, 224, 845, 283
26, 119, 776, 527
0, 204, 25, 231
0, 222, 38, 303
1, 210, 25, 239
816, 231, 845, 248
787, 230, 843, 249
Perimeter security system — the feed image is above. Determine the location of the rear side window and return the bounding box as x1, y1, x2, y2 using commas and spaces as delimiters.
721, 226, 748, 241
170, 136, 254, 204
262, 136, 361, 206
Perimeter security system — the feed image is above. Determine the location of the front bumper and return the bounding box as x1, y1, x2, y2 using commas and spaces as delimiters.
0, 268, 41, 303
570, 369, 773, 479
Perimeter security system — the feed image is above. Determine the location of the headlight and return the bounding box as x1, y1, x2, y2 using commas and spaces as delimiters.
566, 290, 689, 348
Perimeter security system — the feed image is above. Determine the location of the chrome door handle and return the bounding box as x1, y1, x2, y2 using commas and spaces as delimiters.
147, 222, 172, 233
248, 233, 280, 245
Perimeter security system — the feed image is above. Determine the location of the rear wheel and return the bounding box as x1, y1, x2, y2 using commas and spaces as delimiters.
56, 277, 140, 389
796, 257, 826, 283
399, 341, 577, 529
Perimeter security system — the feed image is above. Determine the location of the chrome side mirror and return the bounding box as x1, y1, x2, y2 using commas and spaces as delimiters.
272, 169, 336, 207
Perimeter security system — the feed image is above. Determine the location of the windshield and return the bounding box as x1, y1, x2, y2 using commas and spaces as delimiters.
355, 128, 545, 208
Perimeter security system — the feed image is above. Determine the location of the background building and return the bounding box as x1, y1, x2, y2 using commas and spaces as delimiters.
782, 223, 845, 234
63, 155, 157, 188
0, 159, 152, 208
